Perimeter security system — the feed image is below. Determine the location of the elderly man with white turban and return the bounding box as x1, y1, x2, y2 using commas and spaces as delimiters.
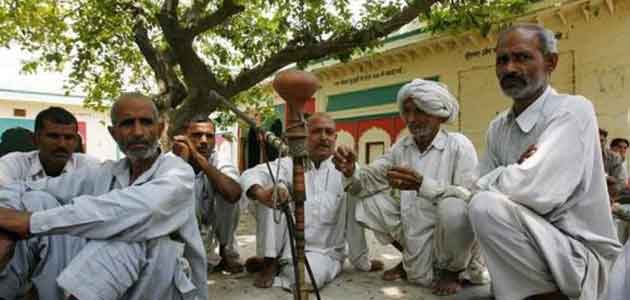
333, 79, 487, 296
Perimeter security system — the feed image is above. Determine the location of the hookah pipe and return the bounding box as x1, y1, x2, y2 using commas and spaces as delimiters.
272, 70, 320, 300
214, 70, 320, 300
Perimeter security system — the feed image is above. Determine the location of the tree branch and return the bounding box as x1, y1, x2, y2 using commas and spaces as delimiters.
133, 16, 186, 110
224, 1, 437, 97
188, 0, 245, 36
157, 5, 224, 103
161, 0, 179, 16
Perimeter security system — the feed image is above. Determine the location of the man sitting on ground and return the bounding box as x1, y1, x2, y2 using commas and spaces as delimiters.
241, 113, 383, 290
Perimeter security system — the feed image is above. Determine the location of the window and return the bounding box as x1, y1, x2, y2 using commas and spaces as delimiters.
13, 109, 26, 117
366, 142, 385, 164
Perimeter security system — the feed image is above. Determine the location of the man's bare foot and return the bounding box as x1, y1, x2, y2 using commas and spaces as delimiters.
253, 257, 277, 288
369, 259, 385, 272
245, 256, 265, 273
432, 270, 462, 296
382, 261, 406, 281
0, 230, 16, 270
219, 246, 244, 274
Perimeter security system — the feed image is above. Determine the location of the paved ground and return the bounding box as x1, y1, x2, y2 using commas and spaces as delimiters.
207, 211, 492, 300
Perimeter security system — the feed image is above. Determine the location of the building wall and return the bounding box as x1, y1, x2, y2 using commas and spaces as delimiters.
313, 0, 630, 162
0, 99, 119, 161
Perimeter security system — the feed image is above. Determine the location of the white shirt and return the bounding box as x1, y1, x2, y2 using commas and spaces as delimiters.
194, 152, 240, 225
346, 130, 478, 204
0, 153, 208, 300
477, 86, 621, 263
240, 156, 372, 271
344, 129, 478, 284
0, 150, 100, 185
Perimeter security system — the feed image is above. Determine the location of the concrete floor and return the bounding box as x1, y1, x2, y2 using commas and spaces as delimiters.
206, 211, 492, 300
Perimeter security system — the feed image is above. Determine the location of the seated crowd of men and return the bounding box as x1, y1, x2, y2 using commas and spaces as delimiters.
0, 24, 627, 300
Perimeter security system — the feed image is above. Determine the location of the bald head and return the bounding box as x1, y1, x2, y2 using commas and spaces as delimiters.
307, 112, 335, 128
110, 92, 159, 125
497, 24, 558, 56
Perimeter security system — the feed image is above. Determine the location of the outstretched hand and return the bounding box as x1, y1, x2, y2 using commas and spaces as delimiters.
387, 166, 423, 191
247, 184, 290, 209
333, 145, 357, 177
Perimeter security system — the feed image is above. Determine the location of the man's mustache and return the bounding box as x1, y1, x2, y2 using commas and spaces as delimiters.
125, 139, 152, 148
52, 149, 70, 156
500, 74, 527, 86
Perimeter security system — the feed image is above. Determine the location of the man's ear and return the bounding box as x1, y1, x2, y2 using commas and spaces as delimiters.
545, 53, 559, 73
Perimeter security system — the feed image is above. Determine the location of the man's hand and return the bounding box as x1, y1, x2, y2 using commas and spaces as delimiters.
607, 176, 620, 200
387, 166, 423, 191
517, 144, 537, 164
0, 229, 16, 269
0, 208, 31, 240
174, 135, 210, 170
172, 135, 191, 162
333, 145, 357, 177
247, 184, 289, 209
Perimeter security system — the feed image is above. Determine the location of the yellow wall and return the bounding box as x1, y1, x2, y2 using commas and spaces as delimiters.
314, 0, 630, 159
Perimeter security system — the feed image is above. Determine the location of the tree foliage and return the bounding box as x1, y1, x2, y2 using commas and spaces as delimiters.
0, 0, 539, 132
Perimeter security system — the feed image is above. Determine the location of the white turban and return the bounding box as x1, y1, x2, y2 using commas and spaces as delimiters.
396, 79, 459, 123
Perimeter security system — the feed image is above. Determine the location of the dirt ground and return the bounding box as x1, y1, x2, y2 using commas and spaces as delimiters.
207, 210, 492, 300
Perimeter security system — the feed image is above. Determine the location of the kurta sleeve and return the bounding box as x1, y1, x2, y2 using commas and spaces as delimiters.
240, 158, 291, 201
417, 135, 477, 203
26, 165, 101, 203
477, 109, 591, 215
344, 149, 395, 197
478, 124, 501, 178
0, 154, 24, 186
29, 161, 196, 241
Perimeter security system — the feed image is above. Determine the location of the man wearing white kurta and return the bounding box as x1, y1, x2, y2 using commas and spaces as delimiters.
172, 117, 243, 273
470, 24, 621, 300
334, 79, 487, 296
0, 106, 99, 299
0, 106, 99, 185
0, 94, 208, 300
241, 113, 383, 290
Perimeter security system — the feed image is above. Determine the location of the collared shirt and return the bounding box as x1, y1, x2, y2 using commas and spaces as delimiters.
0, 150, 100, 185
603, 149, 627, 193
346, 129, 478, 204
1, 153, 208, 300
240, 156, 372, 271
477, 86, 621, 259
194, 152, 240, 225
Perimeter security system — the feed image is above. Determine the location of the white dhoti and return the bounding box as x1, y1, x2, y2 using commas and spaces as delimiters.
469, 191, 602, 300
0, 191, 197, 300
204, 195, 241, 267
608, 241, 630, 300
356, 192, 485, 286
275, 251, 342, 291
252, 202, 344, 291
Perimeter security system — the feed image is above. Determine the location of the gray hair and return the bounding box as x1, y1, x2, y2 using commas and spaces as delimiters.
499, 24, 558, 56
110, 92, 159, 125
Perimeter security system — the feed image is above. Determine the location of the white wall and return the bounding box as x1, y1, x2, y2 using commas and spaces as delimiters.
0, 99, 119, 161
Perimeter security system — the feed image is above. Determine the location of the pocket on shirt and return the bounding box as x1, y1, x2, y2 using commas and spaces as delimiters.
319, 194, 343, 225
